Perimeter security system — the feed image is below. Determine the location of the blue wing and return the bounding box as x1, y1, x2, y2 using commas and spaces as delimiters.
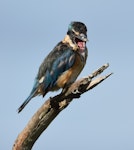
18, 42, 76, 112
38, 45, 76, 92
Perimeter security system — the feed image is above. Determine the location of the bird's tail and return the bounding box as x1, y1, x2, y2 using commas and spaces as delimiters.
18, 94, 34, 113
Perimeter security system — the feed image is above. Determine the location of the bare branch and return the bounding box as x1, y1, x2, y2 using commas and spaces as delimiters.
12, 63, 112, 150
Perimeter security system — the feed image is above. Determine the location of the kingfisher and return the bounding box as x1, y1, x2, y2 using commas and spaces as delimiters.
18, 21, 88, 113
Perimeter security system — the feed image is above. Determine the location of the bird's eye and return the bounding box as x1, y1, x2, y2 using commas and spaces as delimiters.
80, 33, 85, 40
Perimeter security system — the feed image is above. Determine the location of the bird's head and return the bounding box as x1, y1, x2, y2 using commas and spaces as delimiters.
67, 21, 88, 51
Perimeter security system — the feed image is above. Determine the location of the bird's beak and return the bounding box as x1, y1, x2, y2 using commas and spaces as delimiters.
77, 33, 88, 42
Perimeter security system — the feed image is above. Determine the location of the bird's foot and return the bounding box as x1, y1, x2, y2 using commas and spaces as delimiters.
50, 97, 60, 110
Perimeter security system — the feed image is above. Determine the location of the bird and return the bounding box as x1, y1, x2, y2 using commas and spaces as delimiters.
18, 21, 88, 113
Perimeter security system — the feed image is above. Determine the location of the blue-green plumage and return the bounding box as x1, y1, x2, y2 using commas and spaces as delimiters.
18, 21, 88, 113
38, 44, 76, 91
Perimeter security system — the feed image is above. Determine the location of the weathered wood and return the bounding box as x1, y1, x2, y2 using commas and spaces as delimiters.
13, 63, 112, 150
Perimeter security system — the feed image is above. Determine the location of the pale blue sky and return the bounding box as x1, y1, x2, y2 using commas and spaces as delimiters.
0, 0, 134, 149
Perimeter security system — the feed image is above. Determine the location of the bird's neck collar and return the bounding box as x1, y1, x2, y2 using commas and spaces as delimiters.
62, 35, 78, 51
62, 35, 86, 53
